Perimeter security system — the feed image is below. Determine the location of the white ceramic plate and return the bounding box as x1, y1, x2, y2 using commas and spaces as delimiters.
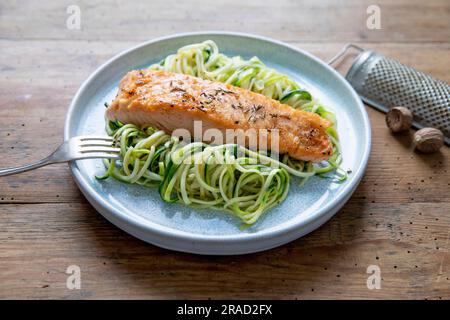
64, 32, 371, 255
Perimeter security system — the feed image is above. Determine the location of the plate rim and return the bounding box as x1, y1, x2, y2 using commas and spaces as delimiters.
64, 31, 371, 254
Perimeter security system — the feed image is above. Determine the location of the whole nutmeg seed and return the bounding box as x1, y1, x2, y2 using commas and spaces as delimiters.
386, 106, 413, 133
413, 127, 444, 153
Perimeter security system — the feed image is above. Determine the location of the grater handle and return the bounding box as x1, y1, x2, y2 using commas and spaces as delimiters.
327, 44, 364, 66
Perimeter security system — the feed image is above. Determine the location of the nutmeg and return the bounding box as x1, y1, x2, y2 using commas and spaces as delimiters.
413, 127, 444, 153
386, 106, 413, 133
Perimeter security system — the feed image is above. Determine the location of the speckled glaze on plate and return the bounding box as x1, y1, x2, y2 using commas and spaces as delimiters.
64, 32, 371, 255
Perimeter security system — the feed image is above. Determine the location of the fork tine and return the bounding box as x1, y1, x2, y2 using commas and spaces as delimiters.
77, 135, 114, 141
79, 146, 121, 154
77, 153, 120, 160
79, 141, 115, 147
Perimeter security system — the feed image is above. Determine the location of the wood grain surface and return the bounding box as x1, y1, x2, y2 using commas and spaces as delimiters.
0, 0, 449, 299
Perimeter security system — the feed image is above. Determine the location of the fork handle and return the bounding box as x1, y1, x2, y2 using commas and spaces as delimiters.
0, 156, 56, 177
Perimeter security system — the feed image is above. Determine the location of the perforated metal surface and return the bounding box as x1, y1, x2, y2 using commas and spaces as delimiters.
346, 51, 450, 144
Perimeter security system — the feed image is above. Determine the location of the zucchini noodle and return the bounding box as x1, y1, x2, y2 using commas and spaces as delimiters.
98, 41, 347, 225
98, 123, 302, 225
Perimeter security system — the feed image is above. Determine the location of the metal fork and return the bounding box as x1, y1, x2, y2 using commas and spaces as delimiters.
0, 136, 120, 176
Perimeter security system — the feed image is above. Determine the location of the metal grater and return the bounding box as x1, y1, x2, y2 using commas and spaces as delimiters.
329, 44, 450, 145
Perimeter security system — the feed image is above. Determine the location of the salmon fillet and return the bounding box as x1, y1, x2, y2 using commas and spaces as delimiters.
106, 70, 333, 162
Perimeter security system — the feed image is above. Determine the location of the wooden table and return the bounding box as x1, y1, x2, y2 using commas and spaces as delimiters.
1, 0, 449, 299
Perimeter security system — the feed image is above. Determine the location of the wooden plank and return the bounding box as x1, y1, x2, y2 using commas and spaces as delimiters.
0, 0, 449, 42
0, 202, 448, 299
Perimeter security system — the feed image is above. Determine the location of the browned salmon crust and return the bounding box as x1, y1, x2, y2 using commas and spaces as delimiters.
106, 70, 333, 162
